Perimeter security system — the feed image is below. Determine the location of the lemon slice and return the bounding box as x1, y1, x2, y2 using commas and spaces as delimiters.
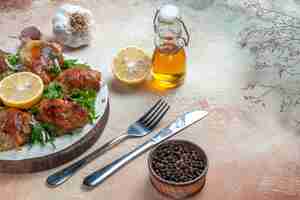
0, 72, 44, 109
112, 47, 151, 84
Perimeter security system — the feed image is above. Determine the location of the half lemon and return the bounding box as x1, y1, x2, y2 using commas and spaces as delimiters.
112, 47, 151, 84
0, 72, 44, 109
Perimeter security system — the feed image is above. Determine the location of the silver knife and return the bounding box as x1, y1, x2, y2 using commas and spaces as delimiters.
82, 110, 208, 188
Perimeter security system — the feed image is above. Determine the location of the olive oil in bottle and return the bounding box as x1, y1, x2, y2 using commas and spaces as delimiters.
151, 4, 190, 88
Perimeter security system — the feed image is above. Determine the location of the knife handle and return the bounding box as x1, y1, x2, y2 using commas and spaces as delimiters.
46, 134, 128, 187
83, 140, 155, 188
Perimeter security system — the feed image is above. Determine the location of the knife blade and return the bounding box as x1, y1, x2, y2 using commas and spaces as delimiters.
151, 110, 208, 144
83, 110, 208, 188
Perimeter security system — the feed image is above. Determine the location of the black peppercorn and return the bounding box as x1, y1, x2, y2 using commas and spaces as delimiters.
151, 141, 206, 183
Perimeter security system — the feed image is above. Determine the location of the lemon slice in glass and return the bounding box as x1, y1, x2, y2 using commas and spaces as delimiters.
112, 47, 151, 84
0, 72, 44, 109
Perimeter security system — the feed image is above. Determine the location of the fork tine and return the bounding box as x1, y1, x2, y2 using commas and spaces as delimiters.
138, 98, 164, 123
144, 103, 170, 130
141, 100, 167, 125
147, 105, 170, 130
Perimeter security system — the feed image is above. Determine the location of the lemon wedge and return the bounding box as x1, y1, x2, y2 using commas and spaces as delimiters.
112, 47, 151, 84
0, 72, 44, 109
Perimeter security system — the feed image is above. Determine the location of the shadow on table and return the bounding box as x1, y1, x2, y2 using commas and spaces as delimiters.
142, 178, 207, 200
107, 78, 179, 97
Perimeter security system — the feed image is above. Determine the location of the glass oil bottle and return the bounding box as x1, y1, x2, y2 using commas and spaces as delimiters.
151, 4, 190, 88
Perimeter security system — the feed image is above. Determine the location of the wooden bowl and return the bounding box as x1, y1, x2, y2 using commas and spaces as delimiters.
148, 140, 208, 199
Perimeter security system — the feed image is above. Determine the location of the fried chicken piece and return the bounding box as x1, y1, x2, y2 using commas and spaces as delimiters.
37, 99, 88, 134
0, 51, 14, 83
0, 54, 8, 74
20, 40, 64, 84
56, 68, 101, 93
0, 50, 10, 75
0, 108, 32, 151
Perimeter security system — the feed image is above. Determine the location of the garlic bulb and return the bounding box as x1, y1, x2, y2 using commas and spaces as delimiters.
52, 4, 94, 48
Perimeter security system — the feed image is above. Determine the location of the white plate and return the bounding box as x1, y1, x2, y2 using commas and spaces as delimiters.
0, 59, 109, 161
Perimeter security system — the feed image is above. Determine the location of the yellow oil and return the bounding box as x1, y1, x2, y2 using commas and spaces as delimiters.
151, 43, 186, 88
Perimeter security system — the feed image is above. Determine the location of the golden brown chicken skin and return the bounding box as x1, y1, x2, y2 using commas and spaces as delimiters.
0, 108, 32, 151
20, 40, 64, 84
56, 68, 101, 93
0, 54, 7, 74
0, 50, 10, 77
0, 51, 16, 81
37, 99, 88, 134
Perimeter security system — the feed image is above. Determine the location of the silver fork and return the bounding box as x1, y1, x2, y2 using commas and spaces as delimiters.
46, 99, 170, 187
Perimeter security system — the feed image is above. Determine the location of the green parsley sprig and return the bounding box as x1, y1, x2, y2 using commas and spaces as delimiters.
29, 106, 39, 115
48, 52, 62, 76
7, 54, 19, 65
49, 60, 61, 76
30, 121, 56, 148
70, 89, 98, 122
43, 82, 63, 99
63, 59, 79, 69
6, 53, 21, 71
62, 58, 90, 69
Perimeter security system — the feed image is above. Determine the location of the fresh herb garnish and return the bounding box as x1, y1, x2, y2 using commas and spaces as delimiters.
6, 54, 21, 71
49, 62, 61, 76
7, 54, 19, 66
30, 122, 56, 148
42, 122, 57, 133
48, 52, 61, 76
62, 58, 90, 69
70, 89, 98, 122
29, 106, 39, 115
63, 59, 79, 69
43, 82, 63, 99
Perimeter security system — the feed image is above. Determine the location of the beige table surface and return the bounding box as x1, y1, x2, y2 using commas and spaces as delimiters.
0, 0, 300, 199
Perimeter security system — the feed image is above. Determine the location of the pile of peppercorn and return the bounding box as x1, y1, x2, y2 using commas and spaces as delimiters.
151, 141, 206, 183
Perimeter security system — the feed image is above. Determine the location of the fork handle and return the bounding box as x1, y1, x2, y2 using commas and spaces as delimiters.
83, 140, 155, 188
46, 133, 128, 187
